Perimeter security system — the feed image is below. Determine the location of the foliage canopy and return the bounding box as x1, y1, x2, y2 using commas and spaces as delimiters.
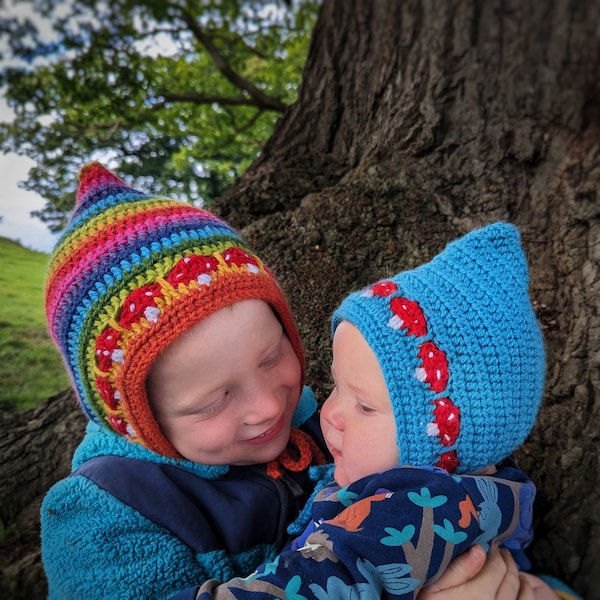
0, 0, 319, 232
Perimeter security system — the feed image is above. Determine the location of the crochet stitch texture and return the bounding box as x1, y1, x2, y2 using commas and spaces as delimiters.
45, 162, 304, 457
332, 223, 546, 474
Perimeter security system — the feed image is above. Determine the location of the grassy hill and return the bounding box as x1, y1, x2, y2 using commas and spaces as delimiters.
0, 237, 70, 410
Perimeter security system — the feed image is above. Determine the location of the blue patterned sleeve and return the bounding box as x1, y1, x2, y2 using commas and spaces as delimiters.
181, 466, 533, 599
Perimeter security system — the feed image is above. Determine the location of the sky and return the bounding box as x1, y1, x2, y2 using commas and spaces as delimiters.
0, 140, 59, 254
0, 2, 61, 254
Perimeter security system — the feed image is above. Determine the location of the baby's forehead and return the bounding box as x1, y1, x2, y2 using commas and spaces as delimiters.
331, 319, 389, 384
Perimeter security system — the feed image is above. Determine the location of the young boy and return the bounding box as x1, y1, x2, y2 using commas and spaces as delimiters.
177, 223, 576, 599
41, 164, 555, 599
41, 162, 329, 599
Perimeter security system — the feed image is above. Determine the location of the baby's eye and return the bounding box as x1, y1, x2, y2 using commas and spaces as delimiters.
356, 402, 376, 415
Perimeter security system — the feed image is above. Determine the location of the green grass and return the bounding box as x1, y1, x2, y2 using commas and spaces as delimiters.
0, 237, 70, 411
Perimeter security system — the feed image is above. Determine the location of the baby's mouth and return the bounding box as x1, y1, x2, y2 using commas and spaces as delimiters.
326, 439, 342, 460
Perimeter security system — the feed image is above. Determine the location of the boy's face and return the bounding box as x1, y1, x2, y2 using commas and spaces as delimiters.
321, 321, 399, 487
146, 299, 302, 466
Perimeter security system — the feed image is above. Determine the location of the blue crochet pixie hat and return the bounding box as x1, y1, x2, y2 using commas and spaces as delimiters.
332, 222, 545, 474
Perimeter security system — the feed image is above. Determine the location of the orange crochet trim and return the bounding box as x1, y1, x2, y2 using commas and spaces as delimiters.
266, 428, 328, 479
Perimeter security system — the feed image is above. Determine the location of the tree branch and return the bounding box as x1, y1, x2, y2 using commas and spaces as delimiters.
178, 8, 288, 113
153, 93, 261, 108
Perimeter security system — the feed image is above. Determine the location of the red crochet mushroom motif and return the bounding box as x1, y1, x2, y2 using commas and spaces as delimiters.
431, 398, 461, 446
223, 247, 260, 272
95, 326, 123, 372
437, 451, 460, 472
118, 283, 162, 327
166, 254, 218, 287
389, 297, 428, 337
108, 414, 132, 437
370, 280, 398, 297
417, 341, 449, 393
95, 376, 119, 410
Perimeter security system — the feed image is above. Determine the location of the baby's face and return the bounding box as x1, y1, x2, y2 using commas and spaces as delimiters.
146, 299, 302, 465
320, 321, 399, 487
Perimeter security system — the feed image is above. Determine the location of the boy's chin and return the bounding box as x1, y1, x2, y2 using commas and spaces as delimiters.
232, 430, 292, 466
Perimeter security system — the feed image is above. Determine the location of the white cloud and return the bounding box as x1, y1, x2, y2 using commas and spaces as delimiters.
0, 97, 59, 254
0, 153, 59, 253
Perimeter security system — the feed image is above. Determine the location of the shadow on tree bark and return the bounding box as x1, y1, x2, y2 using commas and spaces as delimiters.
0, 389, 86, 598
1, 1, 599, 598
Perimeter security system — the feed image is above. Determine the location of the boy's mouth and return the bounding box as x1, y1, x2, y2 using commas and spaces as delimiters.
245, 415, 285, 445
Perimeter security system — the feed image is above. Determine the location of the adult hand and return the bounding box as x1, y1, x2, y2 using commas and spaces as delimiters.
416, 544, 551, 600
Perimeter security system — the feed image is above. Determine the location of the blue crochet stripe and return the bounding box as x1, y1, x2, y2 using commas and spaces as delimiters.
58, 210, 233, 283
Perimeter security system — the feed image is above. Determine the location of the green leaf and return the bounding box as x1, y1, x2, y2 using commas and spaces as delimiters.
0, 0, 319, 232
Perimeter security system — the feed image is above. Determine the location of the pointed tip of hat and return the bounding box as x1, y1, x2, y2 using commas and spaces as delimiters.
432, 220, 529, 305
76, 162, 130, 207
478, 221, 520, 243
443, 221, 522, 264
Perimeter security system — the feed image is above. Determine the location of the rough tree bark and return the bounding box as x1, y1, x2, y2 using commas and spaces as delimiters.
0, 390, 86, 597
216, 1, 600, 597
1, 1, 598, 598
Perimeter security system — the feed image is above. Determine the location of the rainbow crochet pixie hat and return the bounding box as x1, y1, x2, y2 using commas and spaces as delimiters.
45, 162, 303, 457
332, 223, 545, 474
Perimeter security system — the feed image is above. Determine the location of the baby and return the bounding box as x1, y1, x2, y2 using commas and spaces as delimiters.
185, 223, 553, 599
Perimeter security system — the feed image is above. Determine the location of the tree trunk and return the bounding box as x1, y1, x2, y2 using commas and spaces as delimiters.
2, 1, 598, 598
0, 390, 86, 598
216, 1, 600, 597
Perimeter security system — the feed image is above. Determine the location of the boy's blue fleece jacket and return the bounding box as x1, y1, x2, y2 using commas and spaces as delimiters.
41, 387, 326, 600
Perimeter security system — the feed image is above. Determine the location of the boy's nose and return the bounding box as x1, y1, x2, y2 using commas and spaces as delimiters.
244, 386, 282, 424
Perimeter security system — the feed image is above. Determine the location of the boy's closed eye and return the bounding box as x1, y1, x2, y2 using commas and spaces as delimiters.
260, 347, 283, 369
188, 392, 231, 420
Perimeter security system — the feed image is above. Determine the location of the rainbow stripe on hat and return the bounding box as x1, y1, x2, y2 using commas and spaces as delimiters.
45, 163, 303, 456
